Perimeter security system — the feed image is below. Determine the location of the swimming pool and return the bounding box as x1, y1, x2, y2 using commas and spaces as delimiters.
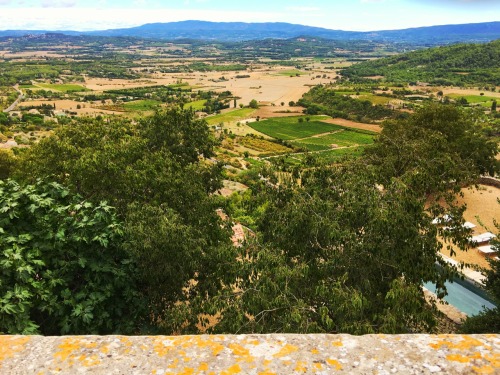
424, 278, 497, 316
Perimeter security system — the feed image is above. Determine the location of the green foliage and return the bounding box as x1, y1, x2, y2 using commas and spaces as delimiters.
343, 40, 500, 86
365, 104, 498, 194
249, 99, 259, 109
14, 109, 230, 333
292, 129, 374, 151
298, 86, 394, 122
0, 179, 141, 335
249, 116, 343, 140
205, 164, 449, 334
0, 150, 16, 180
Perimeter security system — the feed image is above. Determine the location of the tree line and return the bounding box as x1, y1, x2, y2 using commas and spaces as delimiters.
0, 104, 499, 335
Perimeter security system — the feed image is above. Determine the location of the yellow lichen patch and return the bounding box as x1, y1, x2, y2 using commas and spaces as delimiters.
178, 367, 195, 375
258, 371, 276, 375
198, 363, 209, 371
484, 353, 500, 368
0, 336, 30, 363
151, 337, 177, 357
229, 343, 250, 357
53, 338, 100, 368
263, 359, 272, 366
311, 349, 319, 355
119, 337, 134, 355
295, 360, 307, 372
446, 354, 471, 363
221, 364, 242, 374
473, 365, 496, 375
168, 358, 179, 369
273, 344, 298, 358
313, 362, 323, 370
431, 336, 486, 351
327, 358, 343, 371
331, 340, 343, 347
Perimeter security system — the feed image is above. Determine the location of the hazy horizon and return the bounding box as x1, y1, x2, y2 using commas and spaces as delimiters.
0, 0, 499, 32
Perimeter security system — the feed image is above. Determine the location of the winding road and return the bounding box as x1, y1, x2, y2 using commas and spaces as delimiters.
2, 84, 24, 113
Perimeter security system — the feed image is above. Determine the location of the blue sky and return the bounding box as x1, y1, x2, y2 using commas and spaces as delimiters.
0, 0, 498, 31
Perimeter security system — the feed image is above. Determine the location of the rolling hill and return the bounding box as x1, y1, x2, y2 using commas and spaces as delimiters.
0, 20, 499, 44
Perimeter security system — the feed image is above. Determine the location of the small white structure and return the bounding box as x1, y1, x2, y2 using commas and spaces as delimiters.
470, 232, 497, 244
477, 245, 497, 254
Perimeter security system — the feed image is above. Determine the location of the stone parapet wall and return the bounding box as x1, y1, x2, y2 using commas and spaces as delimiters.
1, 334, 499, 374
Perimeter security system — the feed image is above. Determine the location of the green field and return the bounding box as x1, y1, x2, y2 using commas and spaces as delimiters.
358, 94, 393, 105
275, 70, 304, 76
447, 94, 497, 106
35, 83, 90, 92
186, 100, 207, 110
249, 116, 344, 140
292, 130, 375, 151
206, 108, 256, 125
123, 99, 161, 111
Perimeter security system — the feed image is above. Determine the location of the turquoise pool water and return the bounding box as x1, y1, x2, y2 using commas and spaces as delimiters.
424, 278, 497, 316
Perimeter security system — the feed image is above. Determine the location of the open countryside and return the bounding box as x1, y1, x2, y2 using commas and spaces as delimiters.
0, 2, 499, 345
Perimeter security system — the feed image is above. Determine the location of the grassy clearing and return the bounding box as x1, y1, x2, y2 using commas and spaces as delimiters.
275, 70, 304, 76
186, 100, 207, 110
249, 116, 343, 140
206, 108, 256, 125
358, 94, 393, 105
123, 99, 162, 111
292, 129, 375, 151
447, 94, 497, 106
35, 83, 90, 92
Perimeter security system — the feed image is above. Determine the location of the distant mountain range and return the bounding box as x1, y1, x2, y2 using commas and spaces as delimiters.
1, 20, 499, 44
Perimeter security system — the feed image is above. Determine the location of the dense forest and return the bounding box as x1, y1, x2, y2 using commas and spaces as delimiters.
1, 104, 498, 335
342, 39, 500, 86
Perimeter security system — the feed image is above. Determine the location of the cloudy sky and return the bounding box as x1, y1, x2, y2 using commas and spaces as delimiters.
0, 0, 498, 31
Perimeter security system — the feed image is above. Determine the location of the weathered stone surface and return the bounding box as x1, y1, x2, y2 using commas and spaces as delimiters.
0, 334, 499, 374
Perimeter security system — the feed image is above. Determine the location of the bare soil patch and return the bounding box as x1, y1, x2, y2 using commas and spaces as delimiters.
439, 185, 499, 269
322, 118, 382, 133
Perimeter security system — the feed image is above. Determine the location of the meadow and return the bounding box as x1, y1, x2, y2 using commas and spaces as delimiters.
249, 116, 344, 140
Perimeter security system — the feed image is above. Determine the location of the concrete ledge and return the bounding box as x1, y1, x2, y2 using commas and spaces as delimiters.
1, 334, 499, 374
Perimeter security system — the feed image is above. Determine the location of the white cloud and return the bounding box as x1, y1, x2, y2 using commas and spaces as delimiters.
0, 7, 288, 31
40, 0, 78, 7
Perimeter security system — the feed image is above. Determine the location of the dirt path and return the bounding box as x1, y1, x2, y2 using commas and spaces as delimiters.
3, 84, 24, 113
322, 118, 382, 133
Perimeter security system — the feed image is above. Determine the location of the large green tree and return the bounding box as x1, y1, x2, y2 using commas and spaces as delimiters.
197, 164, 457, 334
13, 109, 231, 333
0, 179, 141, 335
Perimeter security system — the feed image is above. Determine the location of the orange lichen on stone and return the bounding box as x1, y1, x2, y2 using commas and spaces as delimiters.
178, 367, 195, 375
484, 353, 500, 368
221, 364, 242, 374
311, 349, 319, 354
447, 354, 472, 363
273, 343, 298, 358
295, 360, 307, 372
473, 365, 496, 374
331, 340, 343, 347
327, 358, 343, 371
151, 337, 177, 357
198, 362, 209, 371
313, 362, 323, 370
229, 343, 251, 357
258, 371, 277, 375
0, 336, 30, 363
53, 338, 100, 368
430, 336, 487, 351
